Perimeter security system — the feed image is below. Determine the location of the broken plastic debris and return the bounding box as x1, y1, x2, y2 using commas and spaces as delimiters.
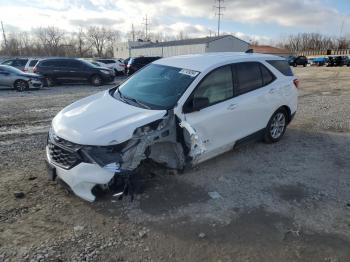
208, 191, 222, 199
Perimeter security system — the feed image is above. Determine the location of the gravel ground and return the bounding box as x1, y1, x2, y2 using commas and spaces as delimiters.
0, 67, 350, 262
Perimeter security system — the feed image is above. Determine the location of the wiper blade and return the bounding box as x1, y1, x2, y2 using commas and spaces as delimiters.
125, 96, 151, 109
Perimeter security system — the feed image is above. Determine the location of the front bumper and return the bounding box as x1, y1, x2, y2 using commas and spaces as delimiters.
46, 146, 115, 202
29, 79, 43, 88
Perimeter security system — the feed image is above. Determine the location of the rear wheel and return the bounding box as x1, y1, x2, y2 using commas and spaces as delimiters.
90, 75, 102, 86
264, 109, 288, 143
14, 80, 29, 92
293, 62, 297, 67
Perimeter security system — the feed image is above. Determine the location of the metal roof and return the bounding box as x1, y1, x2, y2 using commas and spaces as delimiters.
132, 35, 249, 49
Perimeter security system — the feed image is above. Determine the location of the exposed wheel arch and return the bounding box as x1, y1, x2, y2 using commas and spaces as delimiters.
277, 105, 292, 124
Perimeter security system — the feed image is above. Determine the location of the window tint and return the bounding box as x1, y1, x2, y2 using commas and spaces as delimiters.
29, 60, 38, 66
193, 65, 233, 106
2, 60, 13, 65
260, 64, 275, 85
267, 60, 293, 76
68, 60, 83, 68
40, 60, 55, 67
234, 62, 262, 95
16, 59, 28, 66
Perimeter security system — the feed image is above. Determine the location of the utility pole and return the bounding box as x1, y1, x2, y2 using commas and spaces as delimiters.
143, 15, 150, 41
131, 23, 135, 42
1, 21, 7, 49
214, 0, 225, 36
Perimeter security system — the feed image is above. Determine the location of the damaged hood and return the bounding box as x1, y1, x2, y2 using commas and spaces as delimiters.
52, 90, 166, 145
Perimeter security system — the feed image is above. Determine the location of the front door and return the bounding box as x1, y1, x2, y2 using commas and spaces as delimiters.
182, 65, 237, 162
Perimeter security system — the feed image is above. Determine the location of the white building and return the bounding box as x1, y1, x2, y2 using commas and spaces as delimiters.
113, 41, 150, 59
114, 35, 250, 59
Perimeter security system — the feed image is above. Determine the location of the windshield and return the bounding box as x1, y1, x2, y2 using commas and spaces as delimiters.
114, 64, 199, 110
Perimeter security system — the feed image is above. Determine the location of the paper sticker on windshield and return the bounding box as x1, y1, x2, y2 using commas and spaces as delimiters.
179, 69, 199, 77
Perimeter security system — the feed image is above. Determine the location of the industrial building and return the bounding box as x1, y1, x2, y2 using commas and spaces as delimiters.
249, 45, 292, 58
114, 35, 250, 59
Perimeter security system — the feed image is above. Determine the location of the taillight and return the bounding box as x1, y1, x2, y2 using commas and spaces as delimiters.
293, 79, 300, 88
33, 67, 37, 73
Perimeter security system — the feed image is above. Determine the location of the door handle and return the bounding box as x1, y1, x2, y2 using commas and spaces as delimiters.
227, 103, 238, 110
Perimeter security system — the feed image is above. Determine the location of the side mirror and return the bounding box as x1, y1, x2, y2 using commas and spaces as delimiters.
183, 97, 209, 113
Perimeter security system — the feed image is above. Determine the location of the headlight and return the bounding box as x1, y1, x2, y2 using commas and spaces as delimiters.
134, 117, 170, 135
81, 140, 130, 167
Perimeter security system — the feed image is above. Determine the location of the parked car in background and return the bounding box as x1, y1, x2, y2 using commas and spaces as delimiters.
34, 58, 115, 86
95, 59, 125, 76
89, 61, 109, 68
45, 53, 298, 201
288, 56, 308, 67
309, 57, 328, 66
0, 65, 43, 91
126, 56, 161, 75
24, 58, 40, 73
1, 58, 29, 71
123, 57, 131, 74
327, 56, 350, 67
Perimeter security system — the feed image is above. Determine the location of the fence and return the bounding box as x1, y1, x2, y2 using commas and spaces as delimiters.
298, 49, 350, 57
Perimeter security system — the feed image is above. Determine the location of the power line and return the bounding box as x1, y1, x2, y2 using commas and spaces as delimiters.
214, 0, 225, 36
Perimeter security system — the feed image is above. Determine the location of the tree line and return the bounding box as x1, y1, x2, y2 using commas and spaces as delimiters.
0, 26, 120, 58
1, 26, 350, 58
278, 33, 350, 52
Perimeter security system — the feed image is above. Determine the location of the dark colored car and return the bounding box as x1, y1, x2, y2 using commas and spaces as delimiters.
1, 58, 29, 71
126, 56, 161, 75
288, 56, 308, 67
327, 56, 350, 67
33, 58, 115, 86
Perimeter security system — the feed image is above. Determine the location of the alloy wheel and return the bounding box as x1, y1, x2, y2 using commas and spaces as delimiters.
270, 112, 286, 139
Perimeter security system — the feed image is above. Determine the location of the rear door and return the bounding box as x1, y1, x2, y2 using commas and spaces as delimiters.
66, 60, 88, 81
228, 61, 278, 140
0, 67, 10, 86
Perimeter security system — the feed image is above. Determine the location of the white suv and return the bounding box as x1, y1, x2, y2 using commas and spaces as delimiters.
46, 52, 298, 201
95, 59, 125, 76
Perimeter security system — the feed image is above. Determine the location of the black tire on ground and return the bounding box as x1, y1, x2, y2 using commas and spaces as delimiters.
90, 74, 103, 86
14, 80, 29, 92
293, 63, 297, 67
264, 108, 288, 143
303, 63, 307, 67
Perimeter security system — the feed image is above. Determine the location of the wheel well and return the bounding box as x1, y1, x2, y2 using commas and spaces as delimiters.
278, 105, 292, 123
13, 79, 27, 88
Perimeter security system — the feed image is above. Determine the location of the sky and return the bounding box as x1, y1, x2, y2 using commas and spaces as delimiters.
0, 0, 349, 44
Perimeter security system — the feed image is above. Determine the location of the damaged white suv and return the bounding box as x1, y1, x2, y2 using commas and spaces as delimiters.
46, 52, 298, 201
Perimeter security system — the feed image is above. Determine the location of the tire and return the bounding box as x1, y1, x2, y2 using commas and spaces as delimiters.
264, 109, 288, 143
303, 63, 307, 67
90, 75, 102, 86
14, 80, 29, 92
293, 63, 297, 67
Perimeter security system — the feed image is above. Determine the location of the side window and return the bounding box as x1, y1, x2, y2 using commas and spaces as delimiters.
69, 60, 83, 68
29, 60, 38, 67
193, 65, 233, 106
3, 60, 13, 66
234, 62, 262, 95
267, 60, 293, 76
260, 64, 275, 86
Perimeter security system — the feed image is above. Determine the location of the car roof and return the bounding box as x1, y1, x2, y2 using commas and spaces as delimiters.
153, 52, 284, 72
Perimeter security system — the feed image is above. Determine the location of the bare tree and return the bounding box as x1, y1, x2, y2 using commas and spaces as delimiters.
87, 26, 120, 57
35, 26, 65, 56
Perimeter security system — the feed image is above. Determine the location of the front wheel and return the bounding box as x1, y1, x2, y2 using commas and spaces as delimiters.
264, 109, 287, 143
14, 80, 29, 92
90, 75, 102, 86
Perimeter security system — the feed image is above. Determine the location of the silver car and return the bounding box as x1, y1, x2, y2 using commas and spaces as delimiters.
0, 65, 43, 91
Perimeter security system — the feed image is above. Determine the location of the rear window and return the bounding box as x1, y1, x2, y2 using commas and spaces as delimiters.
267, 60, 293, 76
29, 60, 38, 66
